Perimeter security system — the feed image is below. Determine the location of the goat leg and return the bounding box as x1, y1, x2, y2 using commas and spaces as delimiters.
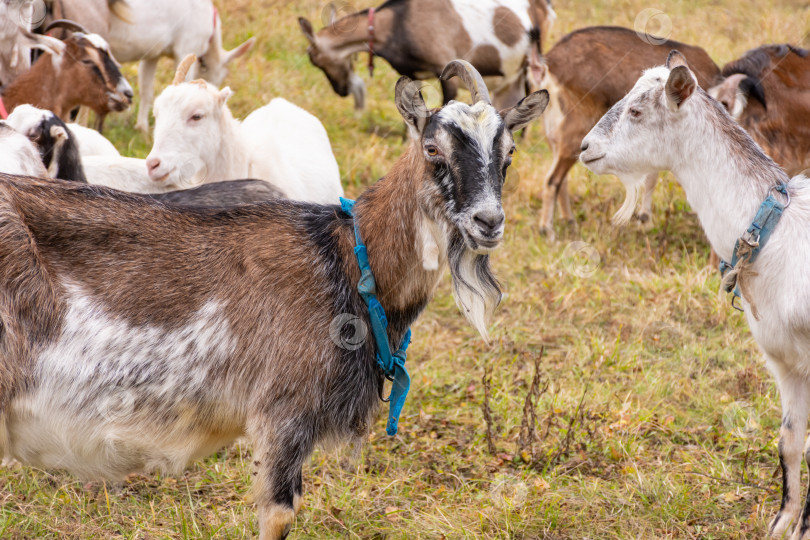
251, 421, 311, 540
136, 58, 158, 133
770, 370, 810, 539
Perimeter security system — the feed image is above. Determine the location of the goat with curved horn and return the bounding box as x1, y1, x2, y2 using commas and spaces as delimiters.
173, 54, 197, 85
440, 60, 491, 105
44, 19, 90, 35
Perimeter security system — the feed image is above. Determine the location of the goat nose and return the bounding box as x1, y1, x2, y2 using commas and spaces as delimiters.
146, 157, 161, 173
473, 209, 505, 236
581, 141, 590, 152
124, 88, 134, 99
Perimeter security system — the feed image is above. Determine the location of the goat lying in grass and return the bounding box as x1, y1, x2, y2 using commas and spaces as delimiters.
580, 51, 810, 540
0, 61, 548, 539
6, 104, 283, 207
146, 55, 343, 204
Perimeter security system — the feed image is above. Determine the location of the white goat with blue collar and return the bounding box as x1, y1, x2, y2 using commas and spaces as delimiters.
580, 50, 810, 540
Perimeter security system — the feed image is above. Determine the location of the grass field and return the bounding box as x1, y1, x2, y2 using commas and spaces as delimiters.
2, 0, 810, 538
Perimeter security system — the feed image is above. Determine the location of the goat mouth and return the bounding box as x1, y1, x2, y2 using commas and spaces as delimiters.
580, 153, 606, 166
152, 172, 171, 183
108, 93, 132, 110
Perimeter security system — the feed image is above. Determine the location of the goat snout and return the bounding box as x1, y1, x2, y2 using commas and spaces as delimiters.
473, 209, 505, 237
146, 157, 163, 179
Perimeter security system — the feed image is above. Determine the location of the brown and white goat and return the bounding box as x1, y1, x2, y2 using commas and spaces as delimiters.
0, 61, 548, 539
710, 44, 810, 176
1, 20, 133, 131
42, 0, 132, 36
537, 26, 721, 236
299, 0, 555, 110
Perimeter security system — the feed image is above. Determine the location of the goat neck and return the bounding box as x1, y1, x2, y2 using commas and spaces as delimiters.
668, 92, 790, 260
350, 146, 443, 333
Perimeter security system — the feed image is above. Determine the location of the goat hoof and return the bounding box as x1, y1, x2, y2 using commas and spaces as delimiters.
538, 225, 556, 242
771, 511, 797, 539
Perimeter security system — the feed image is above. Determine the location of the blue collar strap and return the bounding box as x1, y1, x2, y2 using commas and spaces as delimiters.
720, 182, 789, 310
340, 197, 412, 436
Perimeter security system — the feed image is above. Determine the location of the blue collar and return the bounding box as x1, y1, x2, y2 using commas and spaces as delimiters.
720, 182, 790, 310
340, 197, 412, 436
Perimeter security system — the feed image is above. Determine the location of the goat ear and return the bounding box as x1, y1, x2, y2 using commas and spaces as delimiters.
328, 4, 338, 25
225, 37, 255, 64
666, 50, 689, 70
49, 125, 68, 142
665, 66, 696, 110
709, 73, 747, 115
395, 77, 431, 140
502, 90, 549, 133
217, 87, 233, 105
298, 17, 316, 45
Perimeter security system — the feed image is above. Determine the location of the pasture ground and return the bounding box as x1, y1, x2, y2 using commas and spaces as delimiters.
2, 0, 810, 538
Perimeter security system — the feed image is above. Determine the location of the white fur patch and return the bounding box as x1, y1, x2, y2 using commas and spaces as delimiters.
438, 101, 504, 164
84, 33, 112, 53
5, 104, 51, 137
5, 284, 240, 480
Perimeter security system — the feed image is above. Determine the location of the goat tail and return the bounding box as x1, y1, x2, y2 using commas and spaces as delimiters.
108, 0, 133, 24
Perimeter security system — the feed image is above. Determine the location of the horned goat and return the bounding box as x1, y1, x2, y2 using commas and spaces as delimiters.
580, 51, 810, 540
0, 20, 132, 132
8, 104, 283, 206
0, 61, 548, 539
146, 55, 343, 204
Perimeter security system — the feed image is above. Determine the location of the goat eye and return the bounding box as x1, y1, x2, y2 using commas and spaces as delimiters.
425, 145, 439, 157
629, 108, 642, 118
508, 146, 516, 157
190, 114, 204, 122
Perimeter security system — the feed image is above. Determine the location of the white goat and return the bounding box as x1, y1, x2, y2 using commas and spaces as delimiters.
580, 51, 810, 540
67, 123, 120, 157
0, 122, 48, 177
0, 0, 64, 85
146, 57, 343, 204
107, 0, 254, 132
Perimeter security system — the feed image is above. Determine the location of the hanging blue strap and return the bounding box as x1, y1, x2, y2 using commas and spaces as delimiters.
340, 197, 412, 436
720, 183, 789, 310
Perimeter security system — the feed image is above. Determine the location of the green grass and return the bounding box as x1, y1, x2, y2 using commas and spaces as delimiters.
2, 0, 810, 538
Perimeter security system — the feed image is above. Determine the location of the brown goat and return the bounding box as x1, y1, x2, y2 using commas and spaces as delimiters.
710, 44, 810, 176
1, 22, 132, 132
0, 62, 548, 539
537, 26, 721, 236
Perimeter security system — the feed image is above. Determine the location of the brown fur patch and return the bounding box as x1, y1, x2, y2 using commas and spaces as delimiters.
493, 7, 524, 47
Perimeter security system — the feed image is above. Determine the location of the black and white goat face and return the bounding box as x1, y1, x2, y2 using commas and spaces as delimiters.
396, 64, 549, 254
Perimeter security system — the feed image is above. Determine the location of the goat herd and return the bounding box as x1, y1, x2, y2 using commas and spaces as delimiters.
0, 0, 808, 538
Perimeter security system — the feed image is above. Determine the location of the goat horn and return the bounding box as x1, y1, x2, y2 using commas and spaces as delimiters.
44, 19, 90, 35
173, 55, 197, 85
440, 59, 491, 105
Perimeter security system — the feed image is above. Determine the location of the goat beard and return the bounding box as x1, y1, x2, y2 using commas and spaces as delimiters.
613, 180, 643, 226
447, 233, 502, 343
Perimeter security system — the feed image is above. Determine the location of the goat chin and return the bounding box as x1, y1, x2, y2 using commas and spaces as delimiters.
448, 234, 501, 343
612, 180, 644, 226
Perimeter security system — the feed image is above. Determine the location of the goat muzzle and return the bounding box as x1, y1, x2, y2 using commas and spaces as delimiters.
440, 60, 491, 105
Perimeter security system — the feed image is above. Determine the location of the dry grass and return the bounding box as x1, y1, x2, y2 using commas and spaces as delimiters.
2, 0, 810, 538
